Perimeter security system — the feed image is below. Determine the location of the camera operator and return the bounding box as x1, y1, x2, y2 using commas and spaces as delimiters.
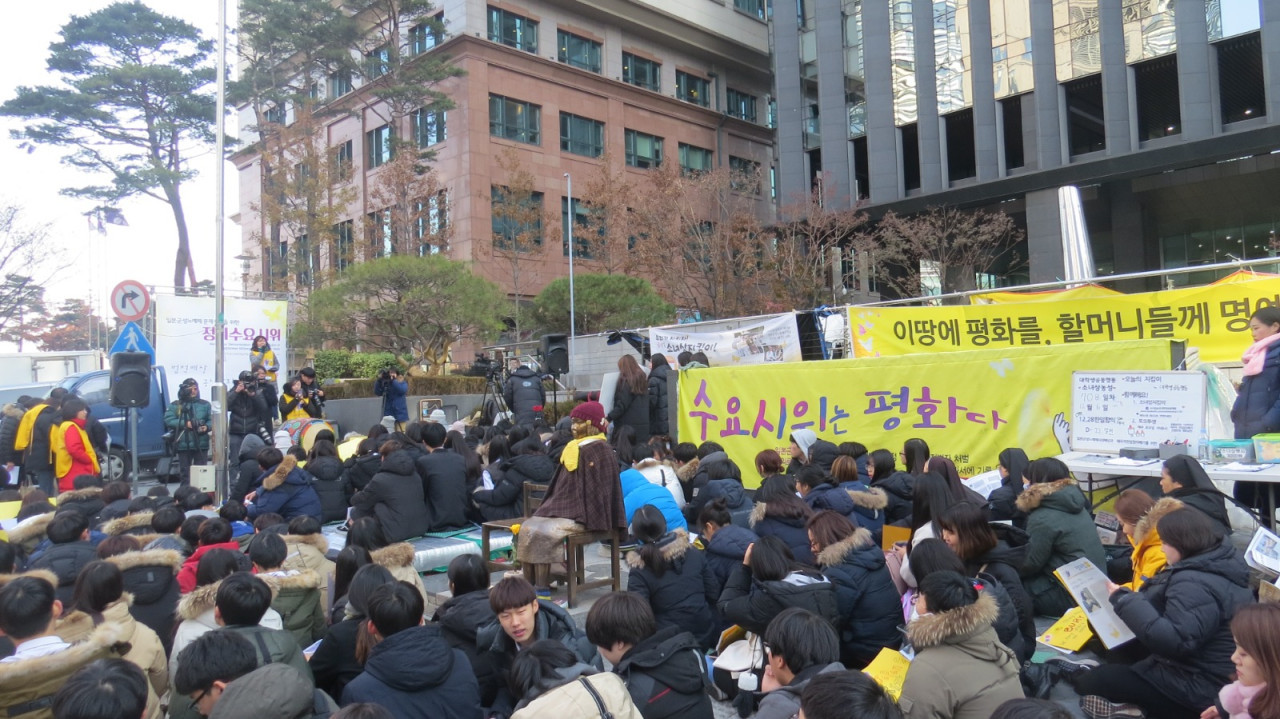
252, 363, 278, 426
295, 367, 326, 417
374, 367, 409, 431
228, 370, 270, 463
503, 360, 546, 425
280, 377, 323, 422
163, 377, 212, 486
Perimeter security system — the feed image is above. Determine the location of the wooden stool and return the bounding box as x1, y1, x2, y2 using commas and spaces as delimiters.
563, 527, 621, 608
479, 519, 520, 574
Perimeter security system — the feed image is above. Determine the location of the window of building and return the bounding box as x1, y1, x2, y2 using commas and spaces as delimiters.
334, 140, 354, 181
734, 0, 765, 21
622, 53, 661, 92
334, 220, 354, 271
1217, 32, 1266, 124
559, 113, 603, 157
328, 71, 352, 99
263, 105, 285, 125
413, 192, 447, 255
729, 156, 761, 194
557, 30, 601, 73
1064, 75, 1106, 156
489, 94, 541, 145
852, 137, 869, 200
1000, 95, 1025, 170
409, 15, 444, 55
367, 209, 393, 257
944, 108, 976, 182
561, 197, 592, 257
269, 230, 286, 285
1054, 0, 1101, 82
726, 89, 757, 123
901, 123, 920, 191
487, 6, 537, 53
676, 71, 710, 107
1134, 55, 1181, 141
491, 186, 544, 250
413, 108, 446, 147
366, 124, 393, 168
365, 45, 390, 79
1208, 0, 1261, 42
624, 129, 662, 168
295, 235, 313, 288
678, 143, 713, 174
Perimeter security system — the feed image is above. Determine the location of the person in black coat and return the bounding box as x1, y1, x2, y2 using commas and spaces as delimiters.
474, 440, 556, 521
626, 506, 717, 649
716, 535, 839, 637
807, 511, 902, 669
1231, 306, 1280, 510
749, 475, 817, 565
697, 499, 759, 620
1160, 454, 1233, 540
27, 511, 97, 604
231, 434, 267, 502
647, 354, 672, 438
341, 438, 382, 494
585, 592, 714, 719
684, 452, 752, 527
350, 441, 431, 543
608, 355, 651, 444
228, 370, 270, 466
503, 363, 546, 426
312, 563, 396, 702
55, 482, 105, 524
986, 447, 1030, 528
867, 449, 914, 526
416, 422, 470, 531
101, 543, 183, 655
432, 555, 503, 707
305, 440, 351, 523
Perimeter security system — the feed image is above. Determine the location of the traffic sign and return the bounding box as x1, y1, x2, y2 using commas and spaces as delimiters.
110, 280, 151, 322
110, 321, 155, 362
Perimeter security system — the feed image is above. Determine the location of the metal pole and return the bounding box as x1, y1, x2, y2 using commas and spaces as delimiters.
564, 173, 576, 388
212, 0, 229, 499
129, 408, 139, 483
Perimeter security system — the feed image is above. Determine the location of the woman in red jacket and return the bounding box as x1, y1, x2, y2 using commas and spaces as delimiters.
55, 397, 99, 491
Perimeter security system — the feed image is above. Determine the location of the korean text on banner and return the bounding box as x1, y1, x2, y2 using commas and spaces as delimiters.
651, 315, 801, 367
849, 274, 1280, 363
677, 339, 1174, 488
155, 295, 289, 398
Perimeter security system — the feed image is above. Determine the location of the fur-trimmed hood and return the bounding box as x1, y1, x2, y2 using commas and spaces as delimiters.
56, 487, 102, 503
905, 591, 1001, 650
178, 577, 281, 621
1015, 477, 1082, 513
625, 529, 690, 569
1134, 497, 1184, 544
281, 533, 329, 553
371, 542, 416, 569
104, 548, 183, 572
2, 402, 24, 419
0, 569, 60, 589
814, 527, 876, 567
676, 458, 699, 484
848, 486, 889, 510
748, 500, 807, 528
262, 455, 299, 491
100, 512, 154, 536
6, 511, 54, 545
260, 568, 321, 592
0, 617, 130, 682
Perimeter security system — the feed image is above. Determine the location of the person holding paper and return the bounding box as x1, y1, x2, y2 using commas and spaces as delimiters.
1015, 458, 1106, 616
1113, 490, 1175, 592
1074, 508, 1253, 719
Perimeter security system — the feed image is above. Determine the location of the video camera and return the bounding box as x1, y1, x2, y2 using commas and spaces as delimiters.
377, 367, 393, 381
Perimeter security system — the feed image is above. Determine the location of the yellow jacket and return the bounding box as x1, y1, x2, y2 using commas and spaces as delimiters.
1123, 497, 1181, 591
13, 403, 48, 452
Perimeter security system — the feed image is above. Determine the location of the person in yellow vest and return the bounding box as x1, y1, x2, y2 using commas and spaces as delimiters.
279, 379, 321, 422
250, 336, 279, 383
52, 398, 100, 493
15, 388, 68, 494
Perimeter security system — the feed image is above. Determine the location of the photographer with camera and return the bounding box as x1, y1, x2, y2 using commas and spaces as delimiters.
288, 367, 326, 420
280, 377, 322, 421
374, 367, 409, 432
163, 377, 212, 486
503, 360, 545, 425
228, 370, 271, 464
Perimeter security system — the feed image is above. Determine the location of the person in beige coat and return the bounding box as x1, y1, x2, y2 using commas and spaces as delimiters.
898, 570, 1024, 719
510, 639, 643, 719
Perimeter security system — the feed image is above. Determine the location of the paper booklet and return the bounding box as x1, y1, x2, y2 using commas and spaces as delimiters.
1094, 511, 1122, 545
962, 469, 1003, 499
1037, 607, 1094, 653
863, 647, 911, 700
1245, 526, 1280, 576
1053, 557, 1136, 649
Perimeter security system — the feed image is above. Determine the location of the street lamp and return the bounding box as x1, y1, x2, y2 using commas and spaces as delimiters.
563, 173, 577, 387
234, 253, 255, 294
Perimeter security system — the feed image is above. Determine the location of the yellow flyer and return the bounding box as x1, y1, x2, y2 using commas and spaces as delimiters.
863, 647, 911, 700
1037, 607, 1094, 652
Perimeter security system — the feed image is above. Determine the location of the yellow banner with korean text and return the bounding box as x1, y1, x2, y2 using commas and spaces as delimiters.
677, 340, 1175, 488
849, 274, 1280, 363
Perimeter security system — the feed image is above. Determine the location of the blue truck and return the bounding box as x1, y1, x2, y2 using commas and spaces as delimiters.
57, 366, 174, 481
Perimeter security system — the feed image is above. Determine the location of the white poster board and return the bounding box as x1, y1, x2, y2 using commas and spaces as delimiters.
650, 314, 802, 368
155, 296, 289, 398
1070, 371, 1206, 454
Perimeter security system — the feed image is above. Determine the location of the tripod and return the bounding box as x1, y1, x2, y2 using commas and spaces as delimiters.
479, 370, 511, 426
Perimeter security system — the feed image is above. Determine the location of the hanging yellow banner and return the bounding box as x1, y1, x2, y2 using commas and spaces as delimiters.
677, 340, 1175, 487
970, 284, 1121, 304
849, 275, 1280, 363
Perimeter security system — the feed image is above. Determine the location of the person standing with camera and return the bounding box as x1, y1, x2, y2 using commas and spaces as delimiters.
374, 367, 409, 431
503, 361, 545, 425
164, 377, 212, 486
228, 370, 271, 465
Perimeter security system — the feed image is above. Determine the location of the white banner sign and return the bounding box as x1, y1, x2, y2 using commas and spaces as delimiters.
650, 314, 802, 367
155, 295, 289, 398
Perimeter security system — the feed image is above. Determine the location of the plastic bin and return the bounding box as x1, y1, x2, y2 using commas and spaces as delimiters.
1251, 434, 1280, 463
1208, 439, 1255, 463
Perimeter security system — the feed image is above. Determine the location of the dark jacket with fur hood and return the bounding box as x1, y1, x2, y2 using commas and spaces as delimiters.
100, 512, 155, 537
351, 450, 430, 543
0, 614, 132, 719
717, 562, 839, 637
806, 481, 888, 544
104, 548, 183, 654
248, 455, 323, 523
1015, 477, 1107, 615
613, 625, 713, 719
260, 569, 327, 647
872, 470, 915, 526
749, 501, 815, 566
0, 402, 24, 466
626, 530, 717, 647
814, 528, 903, 668
54, 487, 105, 526
899, 592, 1024, 719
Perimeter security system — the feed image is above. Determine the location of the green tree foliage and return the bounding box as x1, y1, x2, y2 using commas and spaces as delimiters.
0, 1, 215, 289
302, 256, 505, 374
531, 274, 673, 335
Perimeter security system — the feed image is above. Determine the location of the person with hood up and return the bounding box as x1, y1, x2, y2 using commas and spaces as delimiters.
504, 362, 546, 426
305, 439, 351, 523
647, 354, 672, 439
898, 571, 1025, 719
474, 437, 556, 521
230, 433, 267, 502
750, 474, 817, 565
684, 451, 752, 528
311, 563, 397, 702
625, 505, 714, 648
344, 518, 429, 608
431, 556, 502, 707
1230, 306, 1280, 513
1074, 508, 1253, 719
806, 511, 902, 669
786, 428, 839, 474
608, 355, 651, 444
1015, 457, 1107, 616
717, 534, 839, 637
830, 456, 888, 542
632, 444, 684, 509
510, 640, 643, 719
697, 498, 759, 627
341, 581, 483, 717
986, 448, 1030, 528
868, 448, 915, 526
52, 398, 99, 492
245, 447, 323, 523
349, 440, 430, 543
208, 663, 336, 719
586, 592, 713, 719
1160, 454, 1232, 540
56, 476, 106, 524
754, 608, 846, 719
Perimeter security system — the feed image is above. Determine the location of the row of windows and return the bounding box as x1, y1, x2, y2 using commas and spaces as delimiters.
323, 18, 443, 102
360, 109, 448, 170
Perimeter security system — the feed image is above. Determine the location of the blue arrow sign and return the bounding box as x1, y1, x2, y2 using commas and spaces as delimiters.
110, 321, 155, 361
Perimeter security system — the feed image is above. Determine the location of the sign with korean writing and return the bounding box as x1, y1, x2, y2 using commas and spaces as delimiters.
651, 314, 801, 367
677, 339, 1175, 487
1071, 371, 1207, 454
154, 295, 288, 398
849, 274, 1280, 363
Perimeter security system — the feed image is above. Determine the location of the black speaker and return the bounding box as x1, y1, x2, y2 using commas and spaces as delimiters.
110, 352, 152, 408
540, 333, 569, 376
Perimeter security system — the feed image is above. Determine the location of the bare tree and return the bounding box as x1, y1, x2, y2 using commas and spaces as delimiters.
573, 156, 642, 276
366, 148, 451, 258
0, 206, 60, 340
487, 149, 552, 341
768, 182, 870, 311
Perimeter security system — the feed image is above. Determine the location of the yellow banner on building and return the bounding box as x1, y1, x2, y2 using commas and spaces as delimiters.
849, 275, 1280, 363
677, 340, 1175, 487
